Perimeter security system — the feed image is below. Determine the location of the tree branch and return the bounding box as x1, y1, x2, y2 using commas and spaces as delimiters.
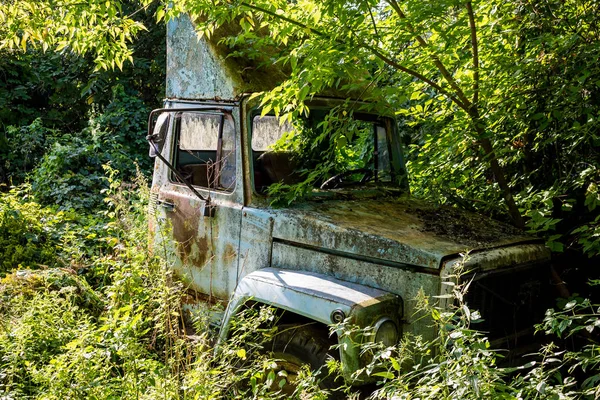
479, 134, 525, 228
239, 1, 468, 111
386, 0, 523, 227
362, 0, 380, 41
360, 42, 469, 112
466, 1, 479, 107
240, 2, 325, 36
385, 0, 427, 47
385, 0, 472, 109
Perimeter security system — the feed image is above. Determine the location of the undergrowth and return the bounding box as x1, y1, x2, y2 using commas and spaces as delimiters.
0, 170, 324, 399
1, 169, 599, 399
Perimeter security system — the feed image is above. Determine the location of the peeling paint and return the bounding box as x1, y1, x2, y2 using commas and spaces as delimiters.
267, 197, 537, 270
166, 15, 238, 100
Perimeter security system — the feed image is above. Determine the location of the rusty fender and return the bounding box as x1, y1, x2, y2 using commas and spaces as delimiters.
218, 267, 403, 381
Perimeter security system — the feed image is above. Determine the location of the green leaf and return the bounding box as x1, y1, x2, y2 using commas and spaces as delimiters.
236, 348, 246, 359
372, 371, 395, 379
156, 7, 165, 22
564, 300, 577, 310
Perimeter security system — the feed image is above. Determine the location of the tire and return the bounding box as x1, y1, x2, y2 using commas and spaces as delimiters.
267, 323, 341, 396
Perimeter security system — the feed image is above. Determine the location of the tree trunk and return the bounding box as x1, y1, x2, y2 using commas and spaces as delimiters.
477, 132, 525, 229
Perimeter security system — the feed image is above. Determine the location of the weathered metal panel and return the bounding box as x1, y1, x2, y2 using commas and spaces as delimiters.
220, 268, 403, 381
151, 102, 244, 300
157, 188, 243, 299
225, 268, 386, 324
443, 243, 551, 273
268, 198, 535, 269
271, 241, 440, 340
236, 208, 274, 282
166, 15, 239, 100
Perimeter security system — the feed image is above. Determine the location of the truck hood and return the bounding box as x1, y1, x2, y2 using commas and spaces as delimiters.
270, 197, 543, 269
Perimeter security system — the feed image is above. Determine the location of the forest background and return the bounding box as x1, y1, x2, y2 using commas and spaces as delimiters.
0, 0, 599, 398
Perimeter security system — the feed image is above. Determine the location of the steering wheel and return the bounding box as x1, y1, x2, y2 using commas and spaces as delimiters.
320, 168, 374, 189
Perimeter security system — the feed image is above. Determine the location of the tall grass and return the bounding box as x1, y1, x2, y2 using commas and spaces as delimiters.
1, 169, 599, 399
0, 170, 323, 399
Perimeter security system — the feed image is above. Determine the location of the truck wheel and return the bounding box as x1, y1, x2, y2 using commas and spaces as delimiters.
267, 324, 340, 395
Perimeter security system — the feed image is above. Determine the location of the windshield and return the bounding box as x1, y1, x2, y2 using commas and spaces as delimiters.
251, 108, 403, 196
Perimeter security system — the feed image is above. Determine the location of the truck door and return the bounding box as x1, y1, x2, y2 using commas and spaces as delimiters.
150, 108, 242, 301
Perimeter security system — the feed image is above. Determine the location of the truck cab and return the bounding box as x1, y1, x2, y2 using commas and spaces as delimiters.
148, 14, 552, 383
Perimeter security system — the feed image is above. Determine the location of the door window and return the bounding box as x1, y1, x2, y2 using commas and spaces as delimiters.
251, 115, 298, 192
172, 112, 236, 192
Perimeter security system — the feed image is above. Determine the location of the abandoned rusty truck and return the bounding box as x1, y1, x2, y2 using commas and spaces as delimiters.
147, 15, 552, 383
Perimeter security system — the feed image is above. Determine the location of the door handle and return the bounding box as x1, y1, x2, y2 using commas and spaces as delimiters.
157, 199, 175, 212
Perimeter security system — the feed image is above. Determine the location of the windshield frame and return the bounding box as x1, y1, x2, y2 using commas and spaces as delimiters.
244, 97, 409, 205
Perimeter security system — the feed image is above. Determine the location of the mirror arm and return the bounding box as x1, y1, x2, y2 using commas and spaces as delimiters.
146, 137, 210, 205
146, 107, 234, 212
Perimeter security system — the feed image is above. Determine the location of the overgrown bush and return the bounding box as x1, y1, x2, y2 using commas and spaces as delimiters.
1, 0, 164, 190
0, 0, 165, 138
0, 185, 107, 276
402, 1, 600, 261
26, 85, 153, 210
29, 133, 114, 210
0, 290, 100, 398
0, 119, 56, 186
0, 169, 329, 399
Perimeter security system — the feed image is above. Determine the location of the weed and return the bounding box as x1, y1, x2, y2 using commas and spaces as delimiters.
1, 171, 599, 399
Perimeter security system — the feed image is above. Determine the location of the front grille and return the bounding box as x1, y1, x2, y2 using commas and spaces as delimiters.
464, 263, 553, 348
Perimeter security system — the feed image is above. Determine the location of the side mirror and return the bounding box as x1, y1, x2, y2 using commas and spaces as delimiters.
148, 112, 170, 158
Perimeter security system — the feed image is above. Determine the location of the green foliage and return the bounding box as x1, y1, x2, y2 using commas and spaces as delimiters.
26, 86, 152, 210
397, 0, 600, 256
0, 290, 100, 397
0, 197, 171, 399
0, 0, 147, 70
0, 170, 329, 399
331, 259, 600, 399
264, 105, 403, 205
266, 106, 368, 205
0, 119, 55, 187
510, 286, 600, 399
94, 84, 153, 172
0, 50, 91, 134
0, 13, 164, 134
30, 135, 111, 210
0, 269, 103, 317
0, 185, 106, 275
0, 1, 164, 188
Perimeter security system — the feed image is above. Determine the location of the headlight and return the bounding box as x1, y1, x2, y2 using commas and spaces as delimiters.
374, 318, 398, 347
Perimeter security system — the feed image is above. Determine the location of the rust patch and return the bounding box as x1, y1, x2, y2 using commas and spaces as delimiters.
223, 243, 237, 263
169, 199, 209, 267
